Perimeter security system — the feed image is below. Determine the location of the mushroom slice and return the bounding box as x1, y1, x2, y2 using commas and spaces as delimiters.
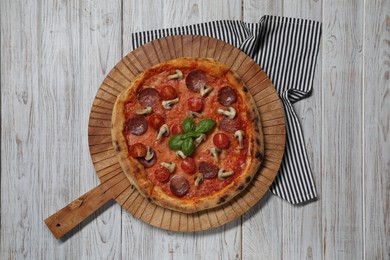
218, 169, 235, 179
194, 134, 206, 147
135, 106, 152, 115
200, 85, 213, 97
156, 124, 169, 141
234, 130, 245, 149
144, 146, 154, 161
194, 172, 204, 187
175, 150, 187, 159
189, 111, 203, 118
167, 70, 183, 80
217, 107, 236, 119
210, 147, 221, 163
160, 162, 176, 173
162, 97, 179, 110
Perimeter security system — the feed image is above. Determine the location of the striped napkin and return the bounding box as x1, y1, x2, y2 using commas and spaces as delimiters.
132, 16, 322, 204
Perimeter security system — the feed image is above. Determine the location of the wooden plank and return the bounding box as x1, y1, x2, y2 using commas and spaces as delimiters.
281, 1, 323, 259
0, 0, 47, 258
363, 0, 390, 258
77, 0, 123, 259
322, 0, 364, 259
122, 1, 242, 259
242, 1, 284, 259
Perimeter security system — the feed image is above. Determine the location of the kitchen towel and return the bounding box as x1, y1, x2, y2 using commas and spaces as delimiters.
132, 15, 321, 204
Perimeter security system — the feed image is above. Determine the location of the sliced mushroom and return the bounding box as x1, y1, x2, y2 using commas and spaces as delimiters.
135, 106, 152, 115
200, 85, 213, 97
234, 130, 245, 149
175, 150, 187, 159
217, 107, 236, 119
218, 169, 235, 179
162, 97, 179, 110
167, 70, 183, 80
210, 147, 221, 163
194, 134, 206, 147
144, 146, 154, 161
156, 124, 169, 141
160, 162, 176, 173
194, 172, 204, 187
188, 111, 203, 118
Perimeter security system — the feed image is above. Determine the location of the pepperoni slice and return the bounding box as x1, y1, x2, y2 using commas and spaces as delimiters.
199, 161, 219, 179
185, 70, 207, 92
127, 115, 148, 135
170, 175, 190, 197
138, 149, 157, 168
138, 88, 160, 107
217, 86, 237, 106
219, 117, 242, 133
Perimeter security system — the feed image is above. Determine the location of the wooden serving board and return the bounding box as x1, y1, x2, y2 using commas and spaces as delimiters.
45, 35, 286, 237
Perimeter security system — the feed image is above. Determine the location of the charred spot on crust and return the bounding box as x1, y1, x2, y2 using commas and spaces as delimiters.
114, 141, 121, 152
147, 197, 153, 203
218, 195, 229, 204
245, 176, 251, 183
237, 185, 244, 191
243, 87, 249, 92
130, 185, 135, 190
255, 151, 264, 161
256, 138, 261, 145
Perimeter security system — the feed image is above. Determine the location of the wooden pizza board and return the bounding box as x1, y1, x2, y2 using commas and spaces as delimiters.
45, 35, 286, 238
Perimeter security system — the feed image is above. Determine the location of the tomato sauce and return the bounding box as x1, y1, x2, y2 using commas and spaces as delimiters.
123, 67, 249, 198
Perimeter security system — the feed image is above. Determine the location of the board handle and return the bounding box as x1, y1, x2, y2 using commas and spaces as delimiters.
44, 184, 112, 239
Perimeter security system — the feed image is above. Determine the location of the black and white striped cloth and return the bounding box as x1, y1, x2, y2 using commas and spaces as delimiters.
132, 16, 321, 204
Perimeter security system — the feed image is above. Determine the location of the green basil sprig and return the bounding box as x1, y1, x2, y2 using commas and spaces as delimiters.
168, 118, 216, 156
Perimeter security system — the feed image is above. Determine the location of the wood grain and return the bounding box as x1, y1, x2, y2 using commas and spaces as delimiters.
322, 0, 364, 259
363, 0, 390, 258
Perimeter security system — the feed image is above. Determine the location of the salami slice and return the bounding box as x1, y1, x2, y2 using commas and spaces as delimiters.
138, 149, 157, 168
170, 175, 190, 197
138, 88, 160, 106
219, 117, 242, 133
217, 86, 237, 106
199, 162, 219, 179
185, 70, 207, 92
127, 115, 148, 135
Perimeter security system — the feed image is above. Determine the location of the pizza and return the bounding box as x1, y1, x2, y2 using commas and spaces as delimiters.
111, 57, 264, 213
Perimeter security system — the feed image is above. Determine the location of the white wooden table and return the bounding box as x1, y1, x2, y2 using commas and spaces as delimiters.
1, 0, 389, 259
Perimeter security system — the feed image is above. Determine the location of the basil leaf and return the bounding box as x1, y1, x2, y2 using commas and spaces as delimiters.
168, 134, 184, 150
181, 138, 195, 156
182, 131, 203, 139
194, 119, 216, 133
182, 117, 195, 133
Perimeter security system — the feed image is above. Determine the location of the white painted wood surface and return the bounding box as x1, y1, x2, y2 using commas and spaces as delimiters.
1, 0, 389, 259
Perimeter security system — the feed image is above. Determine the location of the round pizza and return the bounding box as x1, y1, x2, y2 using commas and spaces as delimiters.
111, 57, 264, 213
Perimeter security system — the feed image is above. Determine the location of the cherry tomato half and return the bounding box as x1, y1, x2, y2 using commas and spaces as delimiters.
160, 85, 177, 100
129, 143, 147, 157
181, 157, 196, 174
187, 97, 204, 112
171, 123, 184, 135
213, 133, 230, 149
148, 114, 165, 130
154, 167, 171, 182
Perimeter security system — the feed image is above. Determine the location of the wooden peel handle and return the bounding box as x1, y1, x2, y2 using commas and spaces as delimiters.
45, 183, 112, 239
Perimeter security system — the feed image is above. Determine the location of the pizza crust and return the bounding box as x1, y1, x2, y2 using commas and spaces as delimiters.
112, 58, 264, 214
